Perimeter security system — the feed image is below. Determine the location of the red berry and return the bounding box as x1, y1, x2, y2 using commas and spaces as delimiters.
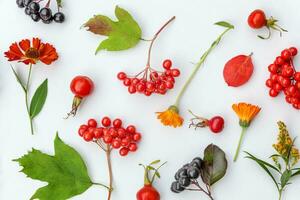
112, 139, 121, 149
128, 143, 138, 152
280, 78, 291, 88
289, 47, 298, 56
294, 72, 300, 81
288, 86, 297, 95
275, 56, 285, 66
163, 59, 172, 70
126, 125, 136, 134
93, 128, 104, 139
171, 69, 180, 77
208, 116, 224, 133
282, 67, 294, 77
70, 76, 94, 98
150, 72, 159, 80
128, 85, 137, 94
102, 117, 111, 127
285, 96, 292, 104
136, 83, 146, 93
87, 119, 97, 128
269, 89, 279, 97
165, 81, 174, 89
83, 132, 94, 142
296, 82, 300, 89
248, 9, 266, 29
281, 49, 292, 60
113, 118, 122, 128
268, 64, 278, 73
270, 74, 278, 82
144, 90, 152, 96
274, 83, 283, 92
78, 128, 86, 137
131, 78, 140, 86
165, 70, 172, 76
109, 128, 119, 138
103, 135, 113, 144
265, 79, 274, 88
146, 82, 155, 92
117, 128, 126, 138
119, 147, 129, 156
117, 72, 127, 80
133, 133, 142, 141
121, 138, 131, 147
123, 78, 131, 86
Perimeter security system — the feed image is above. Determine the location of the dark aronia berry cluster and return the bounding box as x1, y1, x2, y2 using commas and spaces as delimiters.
171, 157, 202, 193
117, 59, 180, 96
78, 117, 142, 156
16, 0, 65, 23
266, 47, 300, 110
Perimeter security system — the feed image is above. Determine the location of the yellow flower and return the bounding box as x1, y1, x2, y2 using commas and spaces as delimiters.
232, 103, 261, 127
273, 121, 300, 166
156, 105, 183, 128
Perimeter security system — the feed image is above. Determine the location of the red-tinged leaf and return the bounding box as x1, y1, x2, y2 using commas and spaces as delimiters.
223, 53, 254, 87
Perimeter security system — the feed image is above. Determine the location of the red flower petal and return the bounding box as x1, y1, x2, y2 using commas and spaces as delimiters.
39, 43, 58, 65
4, 43, 24, 61
32, 38, 41, 50
19, 39, 31, 52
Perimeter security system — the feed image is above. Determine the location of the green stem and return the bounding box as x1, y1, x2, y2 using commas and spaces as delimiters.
233, 127, 247, 162
92, 182, 111, 191
278, 189, 282, 200
25, 64, 34, 135
174, 26, 232, 107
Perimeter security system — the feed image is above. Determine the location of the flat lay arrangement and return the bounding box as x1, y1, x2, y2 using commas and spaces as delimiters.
1, 0, 300, 200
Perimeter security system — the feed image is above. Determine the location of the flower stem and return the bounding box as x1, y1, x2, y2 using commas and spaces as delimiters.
278, 190, 282, 200
146, 16, 176, 67
92, 182, 111, 190
233, 127, 247, 162
25, 64, 34, 135
106, 145, 113, 200
174, 26, 233, 107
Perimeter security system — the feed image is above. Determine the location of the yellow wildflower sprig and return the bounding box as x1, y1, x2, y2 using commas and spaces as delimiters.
245, 121, 300, 200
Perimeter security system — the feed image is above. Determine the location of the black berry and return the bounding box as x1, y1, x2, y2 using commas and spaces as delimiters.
16, 0, 24, 8
191, 157, 202, 168
28, 2, 40, 14
40, 8, 52, 21
187, 167, 200, 179
178, 177, 191, 187
31, 13, 40, 22
53, 12, 65, 23
171, 181, 185, 193
177, 168, 188, 177
42, 17, 53, 24
24, 7, 31, 15
23, 0, 32, 6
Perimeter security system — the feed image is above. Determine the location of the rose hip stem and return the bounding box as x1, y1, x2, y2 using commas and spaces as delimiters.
95, 141, 114, 200
146, 16, 175, 68
173, 24, 234, 107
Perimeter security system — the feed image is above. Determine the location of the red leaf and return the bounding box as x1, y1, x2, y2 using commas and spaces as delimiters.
223, 53, 254, 87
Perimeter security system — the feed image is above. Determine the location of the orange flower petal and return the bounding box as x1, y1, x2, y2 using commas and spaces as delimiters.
232, 102, 261, 127
157, 106, 183, 128
39, 43, 58, 65
32, 38, 41, 50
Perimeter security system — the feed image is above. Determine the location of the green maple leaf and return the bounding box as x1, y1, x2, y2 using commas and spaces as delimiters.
83, 6, 142, 54
14, 133, 94, 200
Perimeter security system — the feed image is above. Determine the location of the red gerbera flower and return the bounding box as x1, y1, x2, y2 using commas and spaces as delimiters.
4, 38, 58, 65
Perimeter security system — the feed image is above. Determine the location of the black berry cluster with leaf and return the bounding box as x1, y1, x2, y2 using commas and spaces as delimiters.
16, 0, 65, 23
171, 144, 227, 200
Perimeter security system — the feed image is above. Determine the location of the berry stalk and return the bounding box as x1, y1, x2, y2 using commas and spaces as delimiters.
106, 145, 113, 200
174, 25, 233, 107
146, 16, 176, 67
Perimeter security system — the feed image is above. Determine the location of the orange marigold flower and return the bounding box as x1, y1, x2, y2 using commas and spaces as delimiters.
4, 38, 58, 65
156, 105, 183, 128
232, 102, 261, 128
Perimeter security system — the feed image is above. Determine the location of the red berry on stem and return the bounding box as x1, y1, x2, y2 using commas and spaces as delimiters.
275, 56, 285, 66
268, 64, 278, 73
88, 119, 97, 128
113, 118, 122, 128
119, 147, 129, 156
117, 72, 127, 80
281, 49, 292, 60
128, 143, 138, 152
102, 117, 111, 127
123, 78, 131, 86
171, 69, 180, 77
128, 85, 137, 94
133, 133, 142, 141
208, 116, 224, 133
94, 128, 104, 139
126, 125, 136, 134
163, 59, 172, 70
265, 79, 274, 88
83, 132, 94, 142
295, 72, 300, 81
103, 135, 113, 144
248, 9, 266, 29
70, 76, 94, 98
112, 139, 121, 149
269, 89, 279, 97
289, 47, 298, 56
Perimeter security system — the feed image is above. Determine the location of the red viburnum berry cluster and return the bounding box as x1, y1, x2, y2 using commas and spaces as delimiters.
266, 47, 300, 110
78, 117, 142, 156
117, 59, 180, 96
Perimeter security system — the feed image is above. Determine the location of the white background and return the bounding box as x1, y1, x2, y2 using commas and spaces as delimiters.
0, 0, 300, 199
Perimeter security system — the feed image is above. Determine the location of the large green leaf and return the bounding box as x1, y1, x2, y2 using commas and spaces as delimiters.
14, 133, 93, 200
84, 6, 142, 54
30, 79, 48, 119
201, 144, 227, 186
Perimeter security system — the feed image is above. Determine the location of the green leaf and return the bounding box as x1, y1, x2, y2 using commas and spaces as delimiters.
201, 144, 227, 186
30, 79, 48, 119
292, 169, 300, 177
280, 170, 292, 188
215, 21, 234, 29
84, 6, 142, 54
245, 152, 281, 173
14, 133, 94, 200
150, 160, 161, 165
56, 0, 62, 7
245, 152, 280, 191
10, 65, 26, 92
